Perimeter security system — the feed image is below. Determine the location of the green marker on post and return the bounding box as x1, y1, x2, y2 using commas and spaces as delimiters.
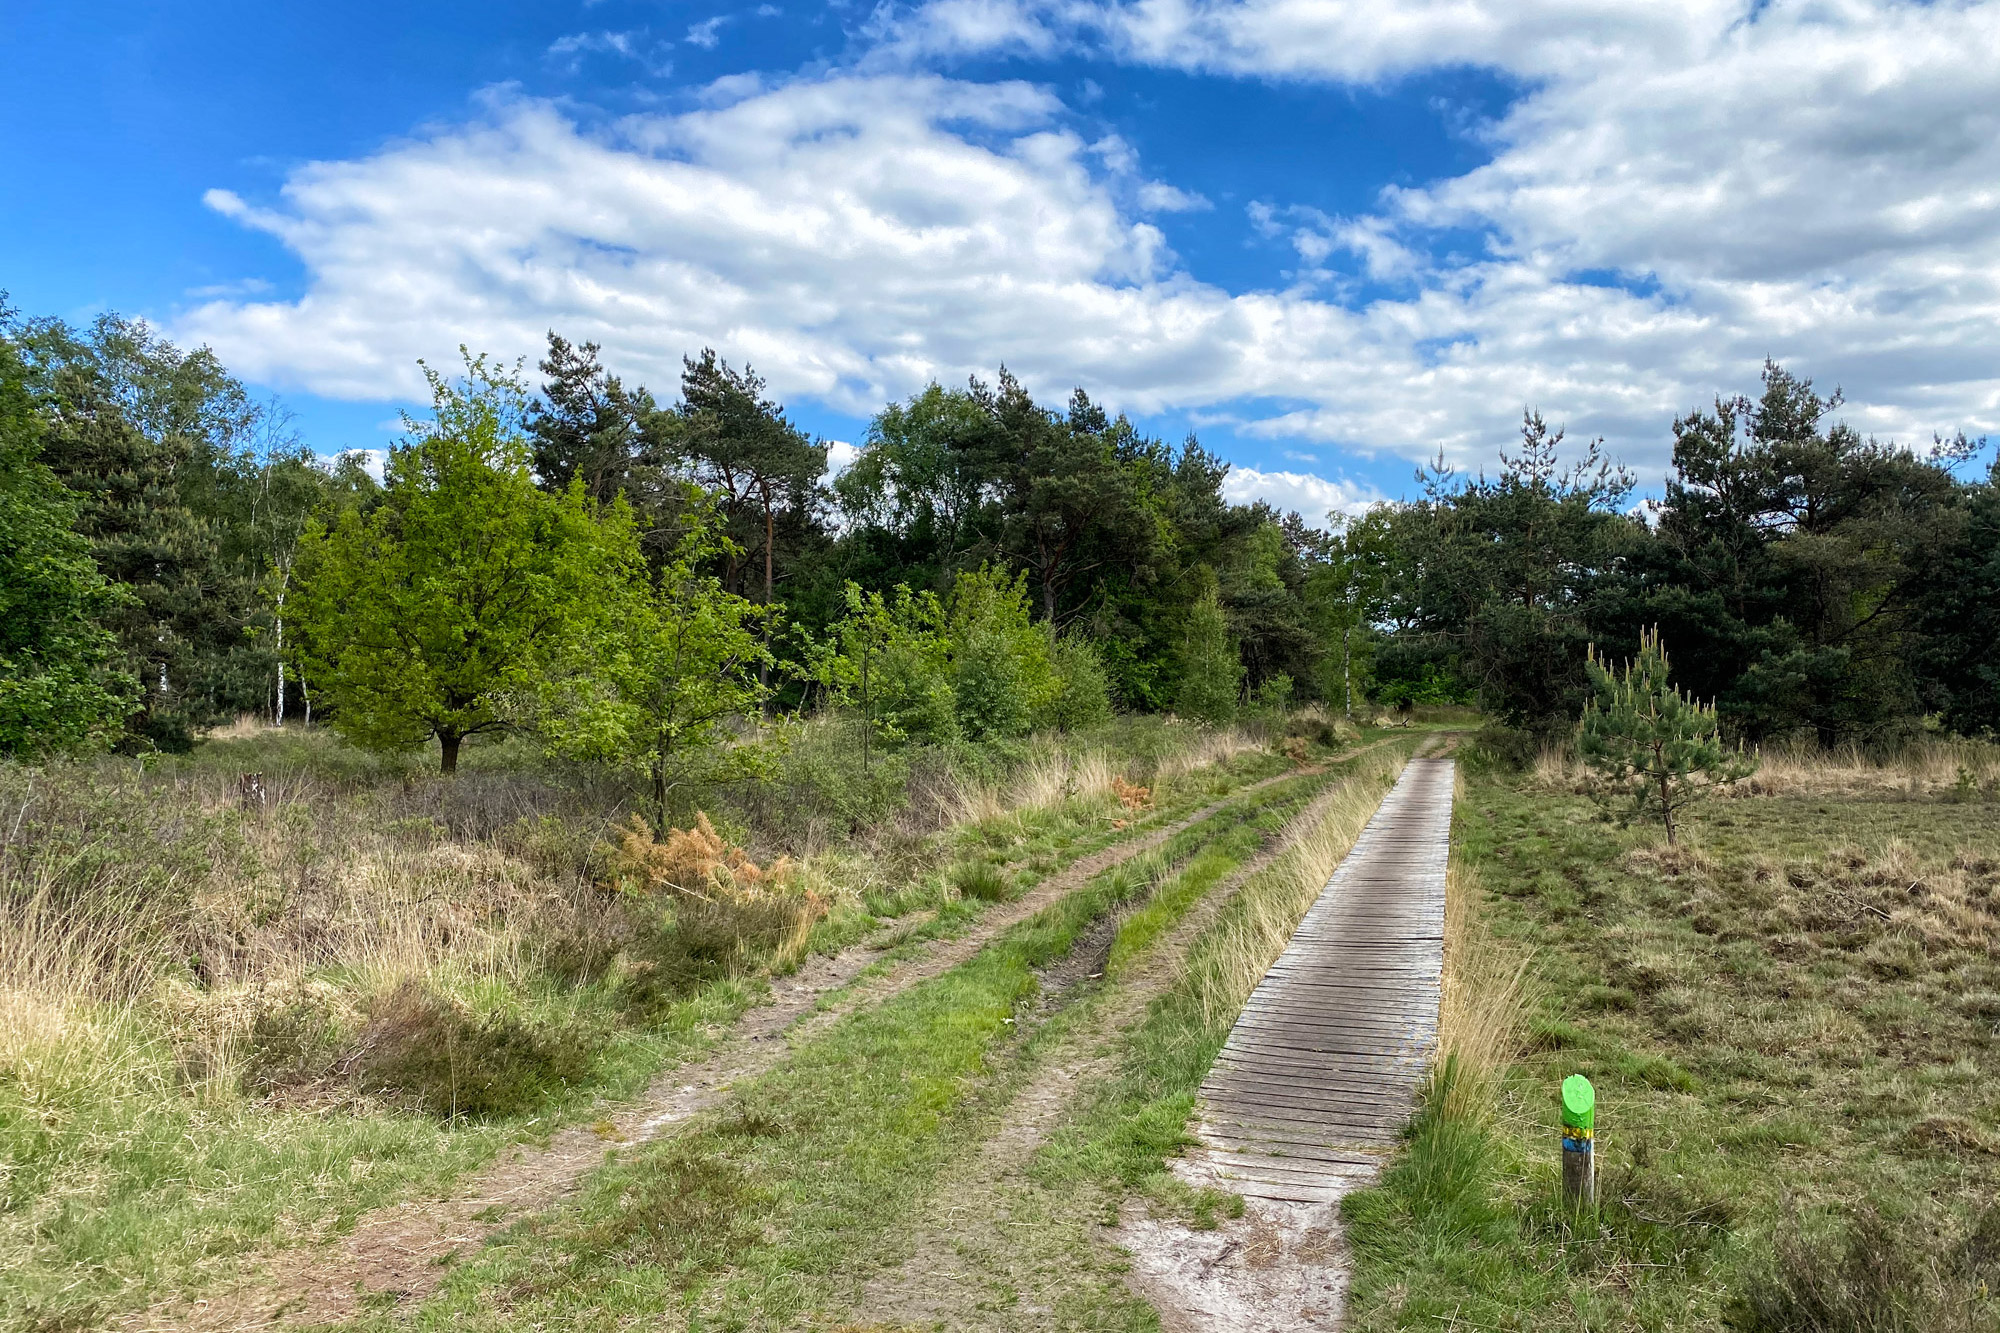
1561, 1074, 1596, 1206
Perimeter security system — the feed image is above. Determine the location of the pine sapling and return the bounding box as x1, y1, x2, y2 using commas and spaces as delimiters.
1577, 627, 1754, 844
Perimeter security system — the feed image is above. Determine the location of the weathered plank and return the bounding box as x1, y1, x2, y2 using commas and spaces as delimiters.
1193, 754, 1453, 1201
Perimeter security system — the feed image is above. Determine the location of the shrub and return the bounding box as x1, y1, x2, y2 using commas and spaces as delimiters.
949, 860, 1012, 902
954, 623, 1034, 740
871, 636, 960, 746
245, 990, 353, 1092
1730, 1201, 2000, 1333
1039, 634, 1114, 732
671, 892, 823, 969
1111, 776, 1152, 811
948, 566, 1056, 741
732, 716, 911, 847
605, 812, 827, 972
354, 979, 598, 1119
607, 812, 793, 898
1252, 673, 1294, 716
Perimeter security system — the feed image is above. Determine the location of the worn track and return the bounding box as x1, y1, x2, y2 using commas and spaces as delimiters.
128, 757, 1352, 1332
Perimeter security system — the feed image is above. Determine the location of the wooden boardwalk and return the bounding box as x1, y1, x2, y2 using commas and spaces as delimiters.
1194, 755, 1454, 1202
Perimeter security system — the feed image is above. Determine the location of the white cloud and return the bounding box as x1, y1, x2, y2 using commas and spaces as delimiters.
685, 16, 730, 48
869, 0, 2000, 455
1221, 466, 1379, 527
320, 447, 390, 481
868, 0, 1733, 81
182, 0, 2000, 478
1137, 180, 1210, 213
547, 29, 674, 76
825, 438, 861, 475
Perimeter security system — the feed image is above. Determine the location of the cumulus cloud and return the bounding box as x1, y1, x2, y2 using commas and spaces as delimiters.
864, 0, 2000, 449
171, 77, 1726, 468
1221, 465, 1381, 526
182, 1, 2000, 474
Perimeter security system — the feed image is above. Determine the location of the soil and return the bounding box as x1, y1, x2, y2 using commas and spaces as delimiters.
123, 761, 1334, 1333
1115, 1194, 1357, 1333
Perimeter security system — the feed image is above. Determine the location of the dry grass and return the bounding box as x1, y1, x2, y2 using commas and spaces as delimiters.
1153, 726, 1266, 792
1531, 735, 2000, 801
1740, 737, 2000, 798
941, 722, 1264, 827
944, 748, 1124, 825
0, 761, 635, 1115
1434, 852, 1531, 1122
1188, 745, 1406, 1027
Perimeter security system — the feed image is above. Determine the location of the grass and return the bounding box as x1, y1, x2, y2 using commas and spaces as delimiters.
0, 713, 1368, 1328
1339, 748, 2000, 1331
369, 764, 1353, 1332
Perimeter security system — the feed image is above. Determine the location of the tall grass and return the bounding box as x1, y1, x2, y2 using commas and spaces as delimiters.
1530, 733, 2000, 799
1184, 745, 1406, 1027
1433, 861, 1531, 1123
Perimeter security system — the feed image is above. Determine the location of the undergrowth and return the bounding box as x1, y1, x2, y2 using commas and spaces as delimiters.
0, 713, 1339, 1327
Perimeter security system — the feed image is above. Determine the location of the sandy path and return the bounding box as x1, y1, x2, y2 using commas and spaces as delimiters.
846, 769, 1383, 1332
123, 760, 1340, 1333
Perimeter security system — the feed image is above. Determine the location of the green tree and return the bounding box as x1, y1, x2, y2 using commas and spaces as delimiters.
835, 383, 994, 591
293, 353, 619, 773
1577, 627, 1753, 845
818, 582, 959, 751
0, 325, 136, 754
1175, 584, 1242, 725
1039, 632, 1114, 732
948, 565, 1055, 741
678, 350, 828, 609
14, 313, 272, 748
541, 489, 769, 826
1306, 508, 1392, 719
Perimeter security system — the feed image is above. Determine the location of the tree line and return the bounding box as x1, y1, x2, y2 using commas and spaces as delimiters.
3, 296, 1995, 777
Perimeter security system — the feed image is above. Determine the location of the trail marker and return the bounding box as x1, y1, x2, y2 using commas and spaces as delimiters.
1561, 1073, 1596, 1207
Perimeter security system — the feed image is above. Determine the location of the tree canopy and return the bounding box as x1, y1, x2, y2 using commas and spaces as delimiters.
3, 303, 1995, 765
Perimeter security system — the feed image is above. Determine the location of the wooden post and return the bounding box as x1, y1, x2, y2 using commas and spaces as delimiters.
1561, 1073, 1596, 1207
237, 772, 266, 811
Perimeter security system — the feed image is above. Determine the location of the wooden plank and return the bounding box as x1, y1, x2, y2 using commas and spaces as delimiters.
1193, 754, 1453, 1192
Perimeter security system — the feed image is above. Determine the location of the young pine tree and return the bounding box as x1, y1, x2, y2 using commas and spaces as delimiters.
1577, 627, 1754, 844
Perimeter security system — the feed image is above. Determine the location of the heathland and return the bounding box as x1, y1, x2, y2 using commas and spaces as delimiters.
5, 300, 2000, 1333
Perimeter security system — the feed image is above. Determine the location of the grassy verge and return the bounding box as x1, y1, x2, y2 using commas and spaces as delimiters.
379, 767, 1347, 1331
1340, 759, 2000, 1331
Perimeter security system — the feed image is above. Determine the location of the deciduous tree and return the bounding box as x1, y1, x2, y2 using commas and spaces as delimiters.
541, 489, 769, 825
294, 352, 619, 773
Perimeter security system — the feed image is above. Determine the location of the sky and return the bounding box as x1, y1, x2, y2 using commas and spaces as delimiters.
5, 0, 1999, 519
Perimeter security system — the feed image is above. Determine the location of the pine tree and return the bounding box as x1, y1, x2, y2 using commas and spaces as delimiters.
1577, 627, 1754, 844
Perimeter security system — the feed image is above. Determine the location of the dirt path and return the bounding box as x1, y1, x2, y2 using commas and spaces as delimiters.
125, 760, 1345, 1333
844, 769, 1386, 1332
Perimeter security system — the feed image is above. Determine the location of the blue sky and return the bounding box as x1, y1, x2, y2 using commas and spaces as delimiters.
6, 0, 1999, 515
